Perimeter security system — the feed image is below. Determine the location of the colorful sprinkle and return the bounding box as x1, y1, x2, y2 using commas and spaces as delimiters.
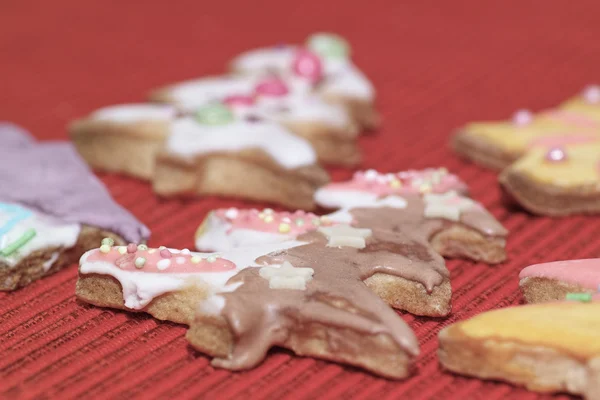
223, 95, 255, 108
134, 257, 146, 269
206, 255, 217, 263
306, 33, 350, 59
127, 243, 137, 253
545, 147, 567, 162
295, 218, 305, 226
278, 223, 291, 233
137, 244, 148, 251
264, 215, 274, 223
512, 109, 533, 126
160, 249, 172, 258
156, 259, 171, 270
292, 49, 323, 83
389, 179, 402, 188
254, 78, 289, 97
196, 103, 235, 125
100, 244, 111, 254
117, 246, 127, 255
566, 292, 592, 302
101, 237, 115, 247
191, 256, 201, 264
0, 228, 36, 257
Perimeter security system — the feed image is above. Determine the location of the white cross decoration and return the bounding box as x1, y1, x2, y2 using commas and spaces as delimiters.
318, 224, 372, 249
259, 261, 315, 290
423, 191, 478, 221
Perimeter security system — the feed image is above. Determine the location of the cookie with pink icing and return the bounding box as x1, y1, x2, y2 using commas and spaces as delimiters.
453, 84, 600, 216
78, 216, 455, 378
150, 74, 361, 166
195, 207, 335, 251
314, 168, 468, 209
70, 102, 329, 210
229, 33, 380, 130
520, 258, 600, 304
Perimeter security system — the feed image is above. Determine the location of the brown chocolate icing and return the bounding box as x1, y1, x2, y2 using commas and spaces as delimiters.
352, 194, 507, 239
213, 223, 452, 371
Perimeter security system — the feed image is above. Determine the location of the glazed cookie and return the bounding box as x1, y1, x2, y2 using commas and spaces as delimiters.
438, 302, 600, 399
314, 168, 507, 264
150, 75, 361, 166
0, 124, 149, 290
229, 33, 380, 130
520, 258, 600, 304
499, 142, 600, 216
452, 85, 600, 171
78, 221, 450, 378
70, 103, 329, 209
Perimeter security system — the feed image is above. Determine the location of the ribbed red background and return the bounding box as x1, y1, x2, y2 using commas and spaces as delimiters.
2, 1, 599, 398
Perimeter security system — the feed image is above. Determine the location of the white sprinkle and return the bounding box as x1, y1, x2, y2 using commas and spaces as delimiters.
157, 259, 171, 270
224, 208, 239, 219
176, 257, 186, 265
181, 248, 191, 255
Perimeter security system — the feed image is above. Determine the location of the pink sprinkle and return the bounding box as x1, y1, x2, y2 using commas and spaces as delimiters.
291, 49, 323, 83
223, 95, 255, 107
160, 249, 172, 258
255, 78, 289, 97
127, 243, 137, 253
545, 147, 567, 162
512, 109, 533, 126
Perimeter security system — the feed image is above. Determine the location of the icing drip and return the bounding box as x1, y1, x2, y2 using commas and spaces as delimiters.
214, 228, 430, 370
0, 127, 150, 243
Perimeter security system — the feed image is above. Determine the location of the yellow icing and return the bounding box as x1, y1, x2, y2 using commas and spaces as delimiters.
453, 302, 600, 359
511, 142, 600, 187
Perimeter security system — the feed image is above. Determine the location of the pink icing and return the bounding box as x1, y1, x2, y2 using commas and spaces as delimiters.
254, 78, 289, 97
322, 169, 466, 195
544, 110, 600, 129
519, 259, 600, 290
528, 135, 598, 149
213, 208, 333, 235
291, 49, 323, 83
223, 95, 255, 108
86, 247, 236, 273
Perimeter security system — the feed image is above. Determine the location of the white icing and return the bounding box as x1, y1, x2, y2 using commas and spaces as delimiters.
79, 240, 306, 310
259, 261, 314, 290
318, 224, 372, 249
166, 116, 317, 169
92, 104, 175, 123
195, 212, 288, 252
42, 252, 60, 272
0, 203, 80, 268
423, 192, 477, 222
231, 46, 374, 101
314, 189, 408, 210
165, 75, 352, 129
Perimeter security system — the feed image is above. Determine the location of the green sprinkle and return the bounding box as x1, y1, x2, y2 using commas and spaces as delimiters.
195, 103, 234, 126
306, 33, 350, 60
565, 292, 592, 302
0, 228, 37, 257
101, 237, 115, 247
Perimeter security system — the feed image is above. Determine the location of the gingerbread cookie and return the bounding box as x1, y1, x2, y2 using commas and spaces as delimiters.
0, 124, 149, 290
520, 258, 600, 304
150, 75, 361, 166
70, 103, 329, 209
78, 215, 451, 377
229, 32, 380, 130
452, 85, 600, 216
314, 168, 507, 264
438, 302, 600, 399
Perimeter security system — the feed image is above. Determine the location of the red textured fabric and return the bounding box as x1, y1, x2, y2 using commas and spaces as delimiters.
1, 1, 598, 398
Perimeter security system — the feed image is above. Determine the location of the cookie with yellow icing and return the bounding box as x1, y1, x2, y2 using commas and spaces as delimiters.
438, 302, 600, 399
452, 85, 600, 216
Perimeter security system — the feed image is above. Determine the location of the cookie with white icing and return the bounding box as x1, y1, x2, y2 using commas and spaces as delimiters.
452, 85, 600, 216
229, 33, 380, 130
519, 258, 600, 304
0, 124, 149, 290
70, 103, 329, 209
438, 302, 600, 399
150, 75, 361, 166
78, 218, 450, 378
